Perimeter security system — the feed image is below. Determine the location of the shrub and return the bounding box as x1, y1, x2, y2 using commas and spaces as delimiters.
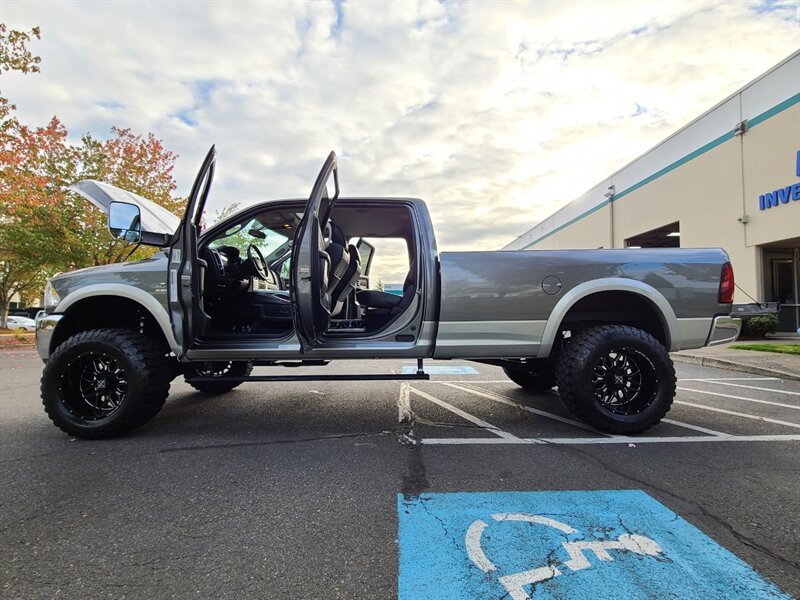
741, 315, 779, 338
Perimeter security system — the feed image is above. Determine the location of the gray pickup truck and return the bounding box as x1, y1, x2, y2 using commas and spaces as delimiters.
36, 149, 740, 439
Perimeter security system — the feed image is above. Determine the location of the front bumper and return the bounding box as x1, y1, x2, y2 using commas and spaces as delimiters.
35, 312, 63, 361
705, 315, 741, 347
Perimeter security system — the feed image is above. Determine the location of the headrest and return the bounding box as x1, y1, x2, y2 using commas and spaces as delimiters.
328, 220, 346, 245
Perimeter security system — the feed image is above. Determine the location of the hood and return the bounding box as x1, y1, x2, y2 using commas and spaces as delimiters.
71, 180, 182, 242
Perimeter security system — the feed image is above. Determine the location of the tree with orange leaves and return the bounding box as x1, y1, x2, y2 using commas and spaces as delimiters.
0, 25, 68, 327
0, 24, 180, 327
74, 128, 180, 266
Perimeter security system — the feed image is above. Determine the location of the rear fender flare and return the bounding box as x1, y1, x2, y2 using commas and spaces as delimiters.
538, 278, 677, 357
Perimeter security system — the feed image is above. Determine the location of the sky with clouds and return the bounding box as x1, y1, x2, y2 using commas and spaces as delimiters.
3, 0, 799, 275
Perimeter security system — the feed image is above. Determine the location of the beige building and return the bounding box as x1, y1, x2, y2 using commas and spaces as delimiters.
504, 52, 800, 333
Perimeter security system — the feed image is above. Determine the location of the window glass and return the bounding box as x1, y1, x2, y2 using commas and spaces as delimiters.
209, 217, 290, 257
361, 237, 409, 291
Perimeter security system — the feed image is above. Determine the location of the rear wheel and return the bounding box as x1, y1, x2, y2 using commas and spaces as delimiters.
502, 363, 556, 392
185, 361, 253, 394
555, 325, 675, 434
41, 329, 171, 439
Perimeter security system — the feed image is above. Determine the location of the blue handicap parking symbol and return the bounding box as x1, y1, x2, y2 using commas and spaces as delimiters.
400, 365, 479, 375
398, 490, 789, 599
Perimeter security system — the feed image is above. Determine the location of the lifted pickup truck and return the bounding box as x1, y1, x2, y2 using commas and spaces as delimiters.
37, 149, 741, 439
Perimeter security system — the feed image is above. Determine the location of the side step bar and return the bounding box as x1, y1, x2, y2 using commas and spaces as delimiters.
187, 359, 430, 383
187, 373, 429, 383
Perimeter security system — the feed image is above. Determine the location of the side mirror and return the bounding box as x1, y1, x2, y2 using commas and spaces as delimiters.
108, 201, 142, 243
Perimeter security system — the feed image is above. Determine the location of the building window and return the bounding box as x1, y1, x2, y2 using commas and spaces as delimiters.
625, 222, 680, 248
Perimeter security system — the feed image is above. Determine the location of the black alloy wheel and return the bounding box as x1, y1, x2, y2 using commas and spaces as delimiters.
42, 329, 171, 439
555, 325, 676, 434
64, 351, 128, 420
185, 360, 253, 394
591, 347, 657, 416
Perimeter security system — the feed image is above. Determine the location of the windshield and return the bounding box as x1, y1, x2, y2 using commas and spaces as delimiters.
208, 217, 291, 260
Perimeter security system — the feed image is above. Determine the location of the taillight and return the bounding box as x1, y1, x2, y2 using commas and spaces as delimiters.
719, 262, 734, 304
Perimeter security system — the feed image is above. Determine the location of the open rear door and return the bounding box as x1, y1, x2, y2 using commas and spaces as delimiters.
167, 146, 216, 356
290, 151, 339, 352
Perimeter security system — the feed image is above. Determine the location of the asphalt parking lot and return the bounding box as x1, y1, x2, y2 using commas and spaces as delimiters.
2, 349, 799, 599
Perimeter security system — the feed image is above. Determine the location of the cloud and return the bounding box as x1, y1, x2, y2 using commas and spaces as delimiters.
3, 0, 799, 279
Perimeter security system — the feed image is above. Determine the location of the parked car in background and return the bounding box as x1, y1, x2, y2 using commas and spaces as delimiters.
10, 307, 45, 320
6, 316, 36, 333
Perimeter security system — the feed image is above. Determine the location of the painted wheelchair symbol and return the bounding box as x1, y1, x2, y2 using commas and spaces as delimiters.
465, 513, 663, 600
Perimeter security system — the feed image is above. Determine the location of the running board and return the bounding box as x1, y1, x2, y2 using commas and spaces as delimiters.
187, 372, 430, 383
187, 358, 430, 383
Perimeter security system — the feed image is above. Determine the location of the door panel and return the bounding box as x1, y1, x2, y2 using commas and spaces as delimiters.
290, 151, 339, 351
167, 146, 216, 355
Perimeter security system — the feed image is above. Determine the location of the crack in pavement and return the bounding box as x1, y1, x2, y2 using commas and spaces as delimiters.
398, 383, 431, 500
154, 430, 392, 454
547, 443, 800, 573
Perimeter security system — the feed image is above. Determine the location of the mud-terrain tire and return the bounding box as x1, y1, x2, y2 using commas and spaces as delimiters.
41, 329, 171, 439
184, 361, 254, 394
555, 325, 676, 434
503, 364, 556, 392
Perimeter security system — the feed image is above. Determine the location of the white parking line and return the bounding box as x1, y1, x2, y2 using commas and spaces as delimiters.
677, 387, 800, 411
422, 380, 510, 383
441, 382, 615, 436
677, 377, 780, 382
421, 377, 782, 383
421, 434, 800, 445
408, 387, 524, 441
446, 383, 736, 438
697, 380, 800, 397
675, 400, 800, 429
409, 373, 800, 445
660, 418, 730, 437
398, 382, 413, 423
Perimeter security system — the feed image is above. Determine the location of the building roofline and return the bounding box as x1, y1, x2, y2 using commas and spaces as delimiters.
506, 49, 800, 246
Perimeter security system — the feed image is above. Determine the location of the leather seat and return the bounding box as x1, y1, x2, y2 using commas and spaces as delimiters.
331, 244, 361, 316
357, 289, 402, 309
323, 222, 350, 306
357, 260, 416, 311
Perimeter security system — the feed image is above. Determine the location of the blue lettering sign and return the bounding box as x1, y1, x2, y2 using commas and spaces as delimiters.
757, 150, 800, 210
766, 191, 777, 208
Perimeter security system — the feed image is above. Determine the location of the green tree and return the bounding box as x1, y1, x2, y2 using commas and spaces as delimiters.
72, 128, 180, 266
0, 24, 181, 326
0, 24, 65, 327
0, 24, 40, 74
0, 24, 40, 124
0, 116, 80, 326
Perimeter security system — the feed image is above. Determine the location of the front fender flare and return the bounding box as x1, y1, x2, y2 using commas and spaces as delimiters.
54, 284, 181, 355
537, 278, 677, 357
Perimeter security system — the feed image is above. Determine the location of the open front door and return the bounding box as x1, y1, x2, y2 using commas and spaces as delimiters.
167, 146, 216, 357
290, 151, 339, 352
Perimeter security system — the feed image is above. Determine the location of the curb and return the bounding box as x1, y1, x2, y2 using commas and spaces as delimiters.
671, 353, 800, 382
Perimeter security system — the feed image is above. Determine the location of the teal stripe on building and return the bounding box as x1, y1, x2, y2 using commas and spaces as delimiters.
520, 92, 800, 250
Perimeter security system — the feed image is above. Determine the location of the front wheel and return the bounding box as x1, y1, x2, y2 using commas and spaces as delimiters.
184, 361, 254, 394
555, 325, 676, 434
41, 329, 171, 439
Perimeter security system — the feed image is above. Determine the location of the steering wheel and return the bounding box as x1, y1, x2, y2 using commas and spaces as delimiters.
247, 244, 269, 280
